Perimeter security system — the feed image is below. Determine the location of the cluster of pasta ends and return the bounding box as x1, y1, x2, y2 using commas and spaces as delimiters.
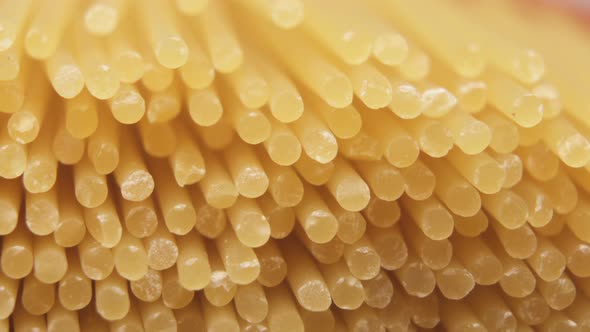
2, 0, 590, 331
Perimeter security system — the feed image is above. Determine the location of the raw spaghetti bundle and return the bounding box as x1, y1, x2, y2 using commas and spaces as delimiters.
1, 0, 590, 331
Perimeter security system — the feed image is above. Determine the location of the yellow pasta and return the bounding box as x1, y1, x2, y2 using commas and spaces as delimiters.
0, 65, 28, 114
46, 38, 85, 99
161, 268, 194, 309
405, 116, 454, 158
234, 281, 268, 323
338, 128, 383, 162
326, 157, 370, 212
190, 186, 227, 238
394, 249, 436, 298
110, 299, 144, 332
78, 235, 115, 279
21, 274, 54, 315
484, 69, 544, 128
281, 237, 332, 312
149, 157, 196, 235
83, 0, 127, 36
403, 220, 452, 271
397, 44, 431, 81
291, 107, 338, 164
0, 178, 22, 235
112, 230, 148, 281
0, 117, 27, 179
33, 235, 68, 284
195, 116, 236, 151
0, 41, 22, 80
7, 76, 50, 144
447, 149, 506, 194
0, 0, 32, 52
83, 194, 122, 249
294, 183, 338, 244
491, 222, 538, 260
296, 226, 343, 264
186, 86, 222, 127
143, 222, 178, 271
79, 305, 110, 332
145, 82, 182, 125
434, 257, 475, 300
538, 311, 578, 332
2, 0, 590, 330
174, 300, 205, 332
87, 107, 120, 174
13, 303, 46, 331
139, 299, 178, 332
401, 195, 454, 241
215, 227, 260, 284
554, 228, 590, 277
255, 54, 304, 123
254, 239, 287, 288
224, 94, 271, 145
74, 25, 120, 100
362, 270, 394, 309
114, 130, 154, 202
491, 151, 523, 189
25, 185, 59, 235
203, 243, 235, 306
363, 197, 401, 229
417, 82, 457, 118
106, 21, 144, 85
223, 141, 269, 198
138, 0, 188, 70
440, 298, 486, 332
385, 77, 422, 119
197, 0, 243, 74
1, 223, 33, 279
424, 156, 481, 217
299, 0, 373, 65
74, 156, 108, 208
376, 281, 412, 331
453, 210, 489, 238
260, 153, 304, 207
356, 159, 405, 202
478, 108, 520, 153
198, 149, 238, 209
442, 110, 491, 155
468, 286, 517, 332
52, 112, 85, 165
343, 234, 381, 280
47, 301, 80, 332
527, 236, 566, 282
399, 159, 435, 200
119, 195, 158, 239
0, 272, 17, 320
519, 142, 560, 181
176, 231, 210, 290
513, 176, 553, 228
452, 235, 503, 285
178, 22, 215, 90
293, 152, 335, 186
537, 272, 576, 311
227, 197, 271, 248
95, 272, 130, 320
367, 224, 407, 270
486, 233, 536, 298
140, 48, 174, 93
430, 64, 488, 113
24, 0, 74, 60
130, 269, 163, 303
138, 119, 177, 158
